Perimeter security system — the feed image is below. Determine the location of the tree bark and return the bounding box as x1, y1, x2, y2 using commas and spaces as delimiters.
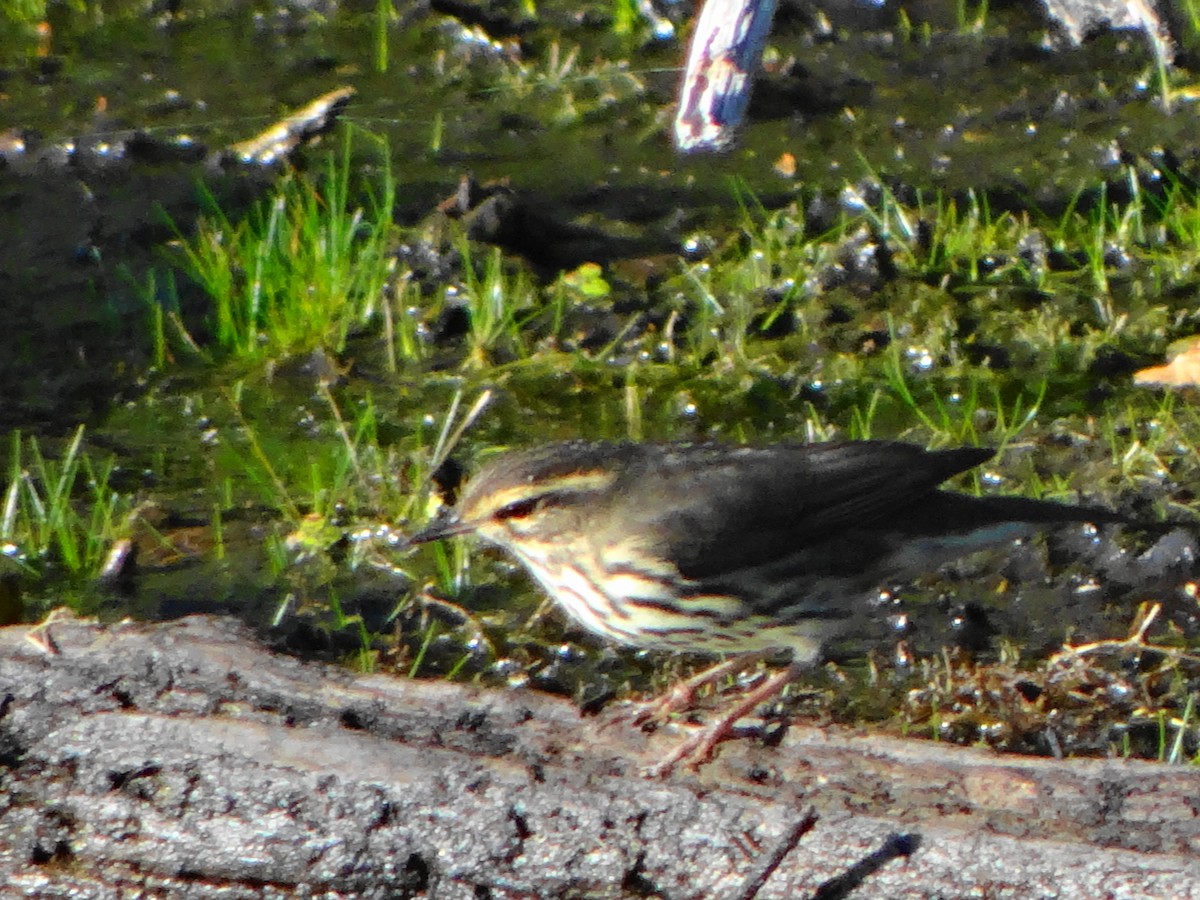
2, 614, 1198, 898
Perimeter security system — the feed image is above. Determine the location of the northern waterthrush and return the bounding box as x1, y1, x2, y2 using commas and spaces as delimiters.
410, 439, 1124, 771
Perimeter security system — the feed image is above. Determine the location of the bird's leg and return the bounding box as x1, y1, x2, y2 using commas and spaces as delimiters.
623, 649, 779, 729
642, 660, 804, 777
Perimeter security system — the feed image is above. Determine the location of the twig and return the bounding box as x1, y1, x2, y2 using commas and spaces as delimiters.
729, 807, 819, 900
810, 832, 922, 900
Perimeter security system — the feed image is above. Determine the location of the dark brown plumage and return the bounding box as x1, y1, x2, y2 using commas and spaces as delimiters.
412, 439, 1123, 771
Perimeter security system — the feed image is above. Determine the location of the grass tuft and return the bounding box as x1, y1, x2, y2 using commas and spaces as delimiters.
172, 130, 396, 362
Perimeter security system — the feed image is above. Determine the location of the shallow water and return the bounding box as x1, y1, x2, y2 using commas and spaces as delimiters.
1, 0, 1197, 757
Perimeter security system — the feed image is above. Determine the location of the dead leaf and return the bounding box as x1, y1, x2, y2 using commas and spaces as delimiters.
1133, 334, 1200, 386
774, 152, 797, 178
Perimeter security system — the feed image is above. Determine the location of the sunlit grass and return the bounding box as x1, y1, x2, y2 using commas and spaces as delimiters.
215, 372, 491, 591
492, 41, 646, 128
954, 0, 989, 35
455, 241, 536, 367
2, 0, 56, 28
0, 426, 134, 582
172, 131, 396, 362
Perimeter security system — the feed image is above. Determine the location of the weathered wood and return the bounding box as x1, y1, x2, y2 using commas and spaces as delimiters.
1, 614, 1198, 898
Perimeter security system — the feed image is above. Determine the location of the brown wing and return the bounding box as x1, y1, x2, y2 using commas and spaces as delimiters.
616, 441, 993, 581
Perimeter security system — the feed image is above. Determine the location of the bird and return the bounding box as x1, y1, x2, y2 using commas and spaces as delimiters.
408, 439, 1125, 772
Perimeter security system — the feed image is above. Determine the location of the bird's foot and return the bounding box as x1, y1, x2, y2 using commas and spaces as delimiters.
603, 650, 777, 735
639, 662, 802, 777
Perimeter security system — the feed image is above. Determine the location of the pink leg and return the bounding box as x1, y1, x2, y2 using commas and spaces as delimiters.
628, 649, 779, 727
643, 661, 803, 777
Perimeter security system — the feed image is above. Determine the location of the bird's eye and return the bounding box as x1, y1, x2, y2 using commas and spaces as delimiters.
494, 498, 540, 520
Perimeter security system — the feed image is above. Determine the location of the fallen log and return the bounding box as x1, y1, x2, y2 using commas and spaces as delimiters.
1, 614, 1197, 898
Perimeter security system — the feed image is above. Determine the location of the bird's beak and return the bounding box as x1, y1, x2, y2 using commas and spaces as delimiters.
406, 507, 470, 546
